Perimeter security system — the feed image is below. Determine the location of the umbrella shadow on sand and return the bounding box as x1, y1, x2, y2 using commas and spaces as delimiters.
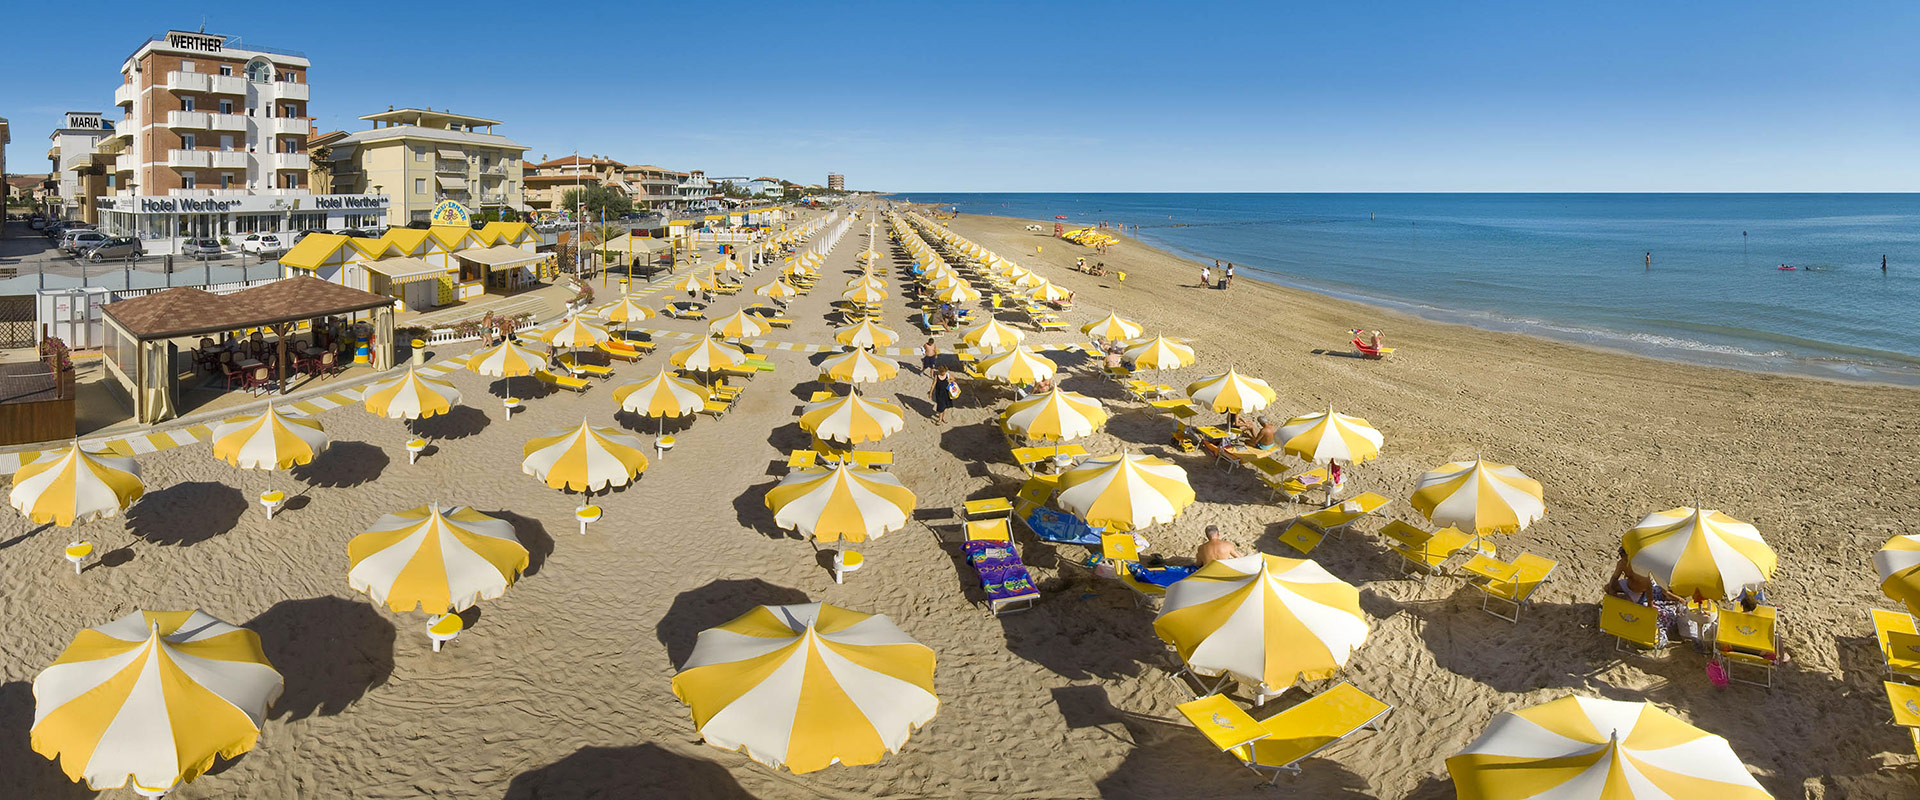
0, 681, 96, 799
483, 510, 555, 578
289, 440, 388, 489
731, 479, 797, 541
249, 596, 394, 722
409, 405, 491, 440
656, 578, 811, 669
503, 743, 758, 800
125, 481, 249, 546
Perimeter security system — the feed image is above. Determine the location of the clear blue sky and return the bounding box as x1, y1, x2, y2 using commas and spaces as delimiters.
5, 0, 1917, 192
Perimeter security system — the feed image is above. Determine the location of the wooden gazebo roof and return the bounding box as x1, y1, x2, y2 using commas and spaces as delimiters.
103, 277, 395, 340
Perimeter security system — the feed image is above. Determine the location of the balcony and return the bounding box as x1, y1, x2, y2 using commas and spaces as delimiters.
167, 111, 247, 132
164, 71, 245, 95
167, 150, 210, 168
113, 119, 135, 140
170, 188, 253, 198
271, 81, 310, 101
210, 150, 249, 169
264, 117, 311, 136
114, 83, 135, 107
268, 152, 311, 171
114, 154, 137, 173
435, 160, 468, 175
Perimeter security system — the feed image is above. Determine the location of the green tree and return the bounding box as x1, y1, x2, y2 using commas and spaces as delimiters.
560, 185, 633, 219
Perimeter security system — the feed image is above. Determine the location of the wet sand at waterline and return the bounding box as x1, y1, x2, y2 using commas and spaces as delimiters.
0, 205, 1915, 798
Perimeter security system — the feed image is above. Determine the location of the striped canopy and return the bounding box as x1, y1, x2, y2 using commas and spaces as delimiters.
362, 368, 462, 421
842, 284, 887, 304
1877, 534, 1920, 617
1448, 695, 1772, 799
466, 340, 546, 378
210, 405, 330, 471
833, 319, 899, 349
800, 391, 906, 444
960, 319, 1026, 354
670, 338, 748, 373
671, 602, 938, 774
673, 272, 716, 293
1081, 312, 1144, 342
976, 346, 1059, 385
926, 272, 966, 291
709, 310, 772, 340
845, 274, 887, 291
601, 295, 655, 325
717, 256, 744, 274
1007, 267, 1044, 287
1278, 408, 1383, 465
785, 261, 816, 279
9, 443, 144, 527
819, 349, 900, 385
540, 317, 609, 348
858, 248, 882, 261
1125, 336, 1196, 371
1001, 388, 1107, 441
614, 370, 707, 418
1056, 452, 1195, 531
935, 284, 982, 304
522, 421, 649, 492
765, 463, 917, 543
753, 279, 798, 301
1186, 368, 1276, 414
347, 503, 529, 613
1027, 281, 1073, 303
1153, 554, 1369, 692
1411, 459, 1546, 535
802, 251, 824, 266
31, 610, 283, 793
1623, 507, 1774, 601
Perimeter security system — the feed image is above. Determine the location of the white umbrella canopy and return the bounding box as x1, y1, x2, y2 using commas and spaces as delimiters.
1278, 407, 1383, 465
975, 346, 1059, 385
1055, 452, 1196, 531
1411, 459, 1546, 536
1447, 695, 1773, 799
1153, 554, 1369, 692
765, 462, 917, 543
9, 443, 144, 527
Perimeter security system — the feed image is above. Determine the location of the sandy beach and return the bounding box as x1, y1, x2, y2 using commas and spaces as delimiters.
3, 204, 1917, 799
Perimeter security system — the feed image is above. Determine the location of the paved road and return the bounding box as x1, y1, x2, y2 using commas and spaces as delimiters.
0, 221, 283, 292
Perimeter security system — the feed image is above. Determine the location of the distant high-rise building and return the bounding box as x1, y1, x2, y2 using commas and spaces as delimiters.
827, 173, 844, 191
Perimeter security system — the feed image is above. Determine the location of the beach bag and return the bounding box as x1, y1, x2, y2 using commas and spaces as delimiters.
1705, 659, 1730, 688
946, 378, 961, 398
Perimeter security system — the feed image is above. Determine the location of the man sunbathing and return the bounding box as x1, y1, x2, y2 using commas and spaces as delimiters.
1196, 525, 1240, 567
1246, 417, 1279, 449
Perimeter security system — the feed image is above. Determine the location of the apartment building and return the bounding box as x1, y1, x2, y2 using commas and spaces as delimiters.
0, 117, 8, 209
46, 112, 117, 223
621, 164, 684, 211
321, 108, 529, 224
92, 30, 390, 252
827, 173, 844, 191
523, 153, 626, 216
678, 169, 714, 210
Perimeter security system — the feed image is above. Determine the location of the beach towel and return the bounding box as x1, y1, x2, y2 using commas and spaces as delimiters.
1024, 507, 1103, 547
1127, 563, 1197, 587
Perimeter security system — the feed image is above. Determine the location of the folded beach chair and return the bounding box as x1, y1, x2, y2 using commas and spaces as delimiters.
1600, 594, 1667, 655
535, 369, 589, 394
1176, 683, 1393, 784
1381, 521, 1472, 581
1713, 605, 1780, 687
1458, 552, 1557, 622
1277, 492, 1390, 554
962, 518, 1041, 615
1870, 608, 1920, 682
1883, 682, 1920, 753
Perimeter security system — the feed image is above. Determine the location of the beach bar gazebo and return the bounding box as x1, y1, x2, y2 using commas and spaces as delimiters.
102, 277, 397, 424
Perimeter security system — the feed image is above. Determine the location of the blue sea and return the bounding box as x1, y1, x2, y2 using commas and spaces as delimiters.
899, 193, 1920, 384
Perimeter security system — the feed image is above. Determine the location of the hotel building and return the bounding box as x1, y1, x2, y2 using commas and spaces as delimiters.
523, 154, 627, 217
46, 112, 117, 223
320, 108, 529, 225
93, 30, 390, 252
827, 173, 844, 191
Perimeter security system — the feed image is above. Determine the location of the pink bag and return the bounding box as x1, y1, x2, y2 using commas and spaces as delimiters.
1705, 660, 1731, 688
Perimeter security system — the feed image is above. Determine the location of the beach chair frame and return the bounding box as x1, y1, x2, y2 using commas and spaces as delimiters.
1869, 608, 1920, 682
1177, 683, 1394, 784
1600, 594, 1670, 657
1714, 606, 1780, 688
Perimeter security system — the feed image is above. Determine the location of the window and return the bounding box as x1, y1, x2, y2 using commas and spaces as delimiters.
218, 65, 232, 76
244, 58, 272, 83
414, 146, 427, 162
182, 173, 197, 189
282, 105, 295, 118
219, 99, 232, 114
221, 173, 234, 189
181, 60, 195, 73
415, 178, 426, 194
220, 135, 233, 151
181, 133, 196, 149
181, 96, 195, 112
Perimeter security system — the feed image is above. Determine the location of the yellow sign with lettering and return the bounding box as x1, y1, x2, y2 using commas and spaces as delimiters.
430, 200, 472, 228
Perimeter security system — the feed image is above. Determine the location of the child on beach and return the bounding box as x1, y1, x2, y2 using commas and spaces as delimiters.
1225, 263, 1235, 288
1200, 264, 1211, 287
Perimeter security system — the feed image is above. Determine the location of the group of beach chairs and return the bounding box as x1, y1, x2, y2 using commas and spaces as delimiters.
1871, 608, 1920, 759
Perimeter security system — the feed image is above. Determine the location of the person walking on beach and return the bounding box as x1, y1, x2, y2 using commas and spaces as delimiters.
920, 338, 938, 374
929, 365, 958, 424
1225, 263, 1235, 289
1200, 263, 1211, 288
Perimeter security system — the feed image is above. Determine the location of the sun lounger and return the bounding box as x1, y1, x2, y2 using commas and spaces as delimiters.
962, 518, 1041, 615
1259, 466, 1330, 504
1885, 681, 1920, 733
1011, 444, 1086, 476
1381, 522, 1473, 581
1458, 552, 1556, 621
1013, 479, 1103, 547
535, 369, 589, 393
1277, 492, 1390, 554
963, 497, 1015, 520
1714, 605, 1780, 687
787, 450, 819, 470
699, 396, 734, 418
1871, 608, 1920, 681
1176, 683, 1392, 783
1033, 318, 1067, 332
595, 341, 643, 362
557, 354, 612, 380
1600, 594, 1667, 655
1351, 338, 1396, 359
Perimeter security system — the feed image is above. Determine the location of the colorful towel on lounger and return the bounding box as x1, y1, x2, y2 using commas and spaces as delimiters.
1024, 507, 1103, 547
1127, 563, 1197, 587
980, 565, 1037, 600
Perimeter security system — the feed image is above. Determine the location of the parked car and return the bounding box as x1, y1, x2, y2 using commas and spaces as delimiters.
181, 238, 224, 258
336, 228, 374, 238
240, 233, 285, 254
27, 216, 46, 230
84, 237, 143, 262
62, 230, 110, 254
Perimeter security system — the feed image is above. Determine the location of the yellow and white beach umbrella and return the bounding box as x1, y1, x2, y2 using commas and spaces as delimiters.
362, 368, 462, 421
765, 463, 917, 543
1623, 507, 1775, 601
9, 443, 144, 527
1411, 459, 1546, 535
347, 503, 529, 613
671, 602, 938, 774
1186, 368, 1277, 414
670, 338, 748, 374
1447, 695, 1772, 799
1125, 336, 1196, 371
1056, 452, 1196, 531
1152, 554, 1368, 692
540, 317, 609, 349
1027, 281, 1074, 303
1005, 267, 1040, 286
834, 319, 899, 349
1279, 408, 1383, 465
1001, 388, 1107, 441
30, 609, 282, 794
803, 251, 824, 267
858, 247, 883, 261
800, 391, 906, 444
842, 284, 887, 304
935, 284, 981, 304
1877, 535, 1920, 617
754, 279, 799, 301
976, 346, 1059, 385
927, 271, 966, 291
601, 294, 655, 327
1081, 312, 1144, 342
717, 256, 744, 274
614, 369, 707, 420
819, 348, 900, 385
673, 272, 716, 294
210, 405, 329, 471
845, 274, 887, 291
467, 340, 545, 378
709, 309, 773, 339
521, 421, 649, 492
961, 318, 1027, 354
785, 260, 816, 279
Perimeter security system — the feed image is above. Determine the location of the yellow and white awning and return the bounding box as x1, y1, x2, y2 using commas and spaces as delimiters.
1623, 507, 1774, 601
1056, 452, 1195, 531
613, 370, 707, 418
1186, 368, 1276, 414
362, 368, 462, 421
1278, 408, 1383, 465
765, 463, 917, 543
834, 319, 899, 349
1081, 312, 1144, 342
1878, 535, 1920, 617
30, 610, 282, 793
210, 405, 329, 470
522, 421, 649, 492
9, 443, 144, 527
671, 602, 938, 774
541, 317, 609, 348
819, 348, 900, 385
842, 284, 887, 304
754, 280, 798, 301
1447, 695, 1772, 799
670, 338, 748, 373
1411, 459, 1545, 535
600, 295, 655, 326
709, 309, 773, 339
976, 346, 1058, 385
1124, 336, 1196, 371
467, 340, 546, 378
1152, 554, 1368, 692
347, 503, 529, 613
800, 391, 906, 444
1001, 388, 1107, 441
961, 319, 1026, 354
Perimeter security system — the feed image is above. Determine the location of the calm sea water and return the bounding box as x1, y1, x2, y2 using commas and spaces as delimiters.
900, 193, 1920, 384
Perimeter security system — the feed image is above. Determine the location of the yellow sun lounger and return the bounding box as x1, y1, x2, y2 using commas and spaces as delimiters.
557, 354, 612, 380
1381, 522, 1473, 581
1600, 594, 1667, 655
1457, 552, 1557, 622
1277, 492, 1390, 554
535, 369, 589, 393
594, 341, 642, 362
963, 497, 1015, 520
1177, 683, 1392, 783
1871, 608, 1920, 681
1714, 605, 1780, 687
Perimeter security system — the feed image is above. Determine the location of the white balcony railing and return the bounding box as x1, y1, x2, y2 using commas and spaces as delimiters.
165, 71, 210, 93
167, 111, 246, 132
169, 188, 253, 198
114, 153, 137, 173
113, 119, 135, 140
265, 117, 311, 136
167, 149, 210, 168
114, 83, 135, 107
271, 81, 310, 101
210, 151, 249, 169
268, 152, 311, 171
